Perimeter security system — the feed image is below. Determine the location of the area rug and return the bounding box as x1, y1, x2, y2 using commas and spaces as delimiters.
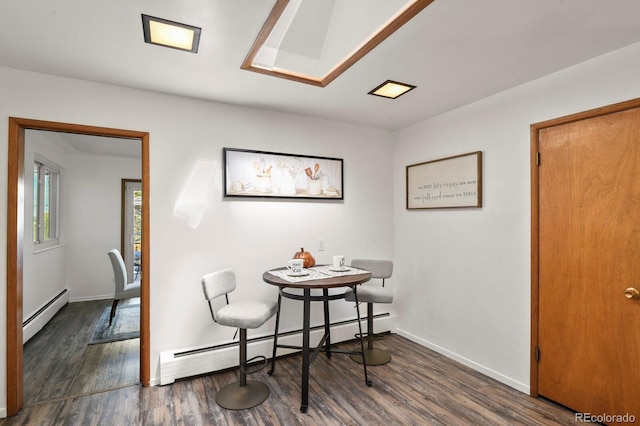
89, 304, 140, 345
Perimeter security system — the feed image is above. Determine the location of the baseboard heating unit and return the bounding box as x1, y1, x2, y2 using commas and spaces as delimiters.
159, 313, 397, 385
23, 289, 69, 343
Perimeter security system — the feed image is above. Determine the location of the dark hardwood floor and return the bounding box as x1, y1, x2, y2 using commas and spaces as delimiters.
3, 312, 577, 425
21, 299, 139, 406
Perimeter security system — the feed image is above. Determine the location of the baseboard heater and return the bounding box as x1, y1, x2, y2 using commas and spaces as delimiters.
23, 289, 69, 343
159, 312, 397, 385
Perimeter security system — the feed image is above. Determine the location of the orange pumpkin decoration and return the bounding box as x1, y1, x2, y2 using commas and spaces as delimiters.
293, 247, 315, 268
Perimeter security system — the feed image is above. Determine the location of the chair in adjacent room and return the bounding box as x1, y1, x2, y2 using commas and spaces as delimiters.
344, 259, 394, 366
107, 249, 141, 327
201, 269, 278, 410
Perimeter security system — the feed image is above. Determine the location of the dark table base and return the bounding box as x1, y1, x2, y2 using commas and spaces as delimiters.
268, 287, 372, 413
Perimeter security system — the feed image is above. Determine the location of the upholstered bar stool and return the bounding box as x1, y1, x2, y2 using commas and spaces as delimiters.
344, 259, 393, 366
201, 269, 278, 409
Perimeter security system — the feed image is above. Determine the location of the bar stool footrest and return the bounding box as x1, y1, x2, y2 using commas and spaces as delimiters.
241, 355, 268, 374
353, 332, 386, 341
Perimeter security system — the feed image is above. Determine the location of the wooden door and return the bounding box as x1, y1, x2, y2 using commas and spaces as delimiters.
533, 101, 640, 423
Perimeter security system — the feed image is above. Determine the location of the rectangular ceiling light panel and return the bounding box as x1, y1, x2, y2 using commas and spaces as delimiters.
142, 14, 201, 53
368, 80, 416, 99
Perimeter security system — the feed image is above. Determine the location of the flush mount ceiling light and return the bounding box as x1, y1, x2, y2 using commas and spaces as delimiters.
142, 14, 201, 53
241, 0, 436, 87
368, 80, 416, 99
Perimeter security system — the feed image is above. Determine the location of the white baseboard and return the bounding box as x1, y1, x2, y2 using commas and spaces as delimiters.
396, 328, 530, 394
159, 313, 398, 386
69, 294, 113, 303
23, 289, 70, 343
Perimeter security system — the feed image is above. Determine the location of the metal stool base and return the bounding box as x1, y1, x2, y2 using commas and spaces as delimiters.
350, 348, 391, 366
215, 380, 270, 410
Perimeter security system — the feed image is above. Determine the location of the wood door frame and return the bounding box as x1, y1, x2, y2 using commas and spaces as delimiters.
6, 117, 151, 415
530, 97, 640, 396
121, 179, 142, 283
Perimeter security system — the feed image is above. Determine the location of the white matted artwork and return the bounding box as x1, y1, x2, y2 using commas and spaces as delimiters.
223, 148, 343, 200
406, 151, 482, 209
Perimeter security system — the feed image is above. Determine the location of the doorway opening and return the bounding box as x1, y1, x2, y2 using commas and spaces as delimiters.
122, 179, 142, 283
7, 117, 150, 416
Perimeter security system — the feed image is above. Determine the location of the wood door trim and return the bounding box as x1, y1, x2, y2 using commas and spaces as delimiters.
6, 117, 151, 416
529, 97, 640, 397
121, 179, 142, 279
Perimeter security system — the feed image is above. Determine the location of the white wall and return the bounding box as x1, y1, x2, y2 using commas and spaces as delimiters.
393, 41, 640, 392
22, 130, 141, 323
22, 131, 68, 320
64, 152, 141, 301
0, 65, 394, 414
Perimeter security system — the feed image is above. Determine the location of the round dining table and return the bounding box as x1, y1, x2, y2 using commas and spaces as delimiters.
263, 265, 373, 413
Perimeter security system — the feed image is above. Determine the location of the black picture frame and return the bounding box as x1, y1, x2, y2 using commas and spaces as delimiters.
223, 148, 344, 200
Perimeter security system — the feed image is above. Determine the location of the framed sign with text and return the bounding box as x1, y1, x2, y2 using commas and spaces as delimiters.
406, 151, 482, 209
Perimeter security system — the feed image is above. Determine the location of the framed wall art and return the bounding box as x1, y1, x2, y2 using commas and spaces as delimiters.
406, 151, 482, 209
223, 148, 344, 200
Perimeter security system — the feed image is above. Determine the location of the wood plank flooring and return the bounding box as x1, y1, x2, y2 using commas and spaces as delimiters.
3, 316, 577, 425
21, 299, 139, 405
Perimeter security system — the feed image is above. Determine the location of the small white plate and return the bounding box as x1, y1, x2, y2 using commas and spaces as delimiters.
329, 267, 350, 272
287, 271, 310, 277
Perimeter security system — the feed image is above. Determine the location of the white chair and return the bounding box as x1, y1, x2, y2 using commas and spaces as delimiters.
107, 249, 141, 327
344, 259, 394, 365
201, 269, 278, 410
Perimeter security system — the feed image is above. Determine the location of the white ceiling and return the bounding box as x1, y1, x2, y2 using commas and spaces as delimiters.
29, 130, 141, 160
2, 0, 640, 132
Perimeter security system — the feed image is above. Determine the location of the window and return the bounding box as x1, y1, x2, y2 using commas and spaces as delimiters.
33, 157, 60, 246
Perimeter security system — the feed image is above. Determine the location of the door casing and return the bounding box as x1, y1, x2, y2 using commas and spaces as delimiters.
122, 179, 142, 283
530, 97, 640, 396
6, 117, 150, 416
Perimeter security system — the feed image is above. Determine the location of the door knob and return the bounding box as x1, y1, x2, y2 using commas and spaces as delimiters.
624, 287, 640, 299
